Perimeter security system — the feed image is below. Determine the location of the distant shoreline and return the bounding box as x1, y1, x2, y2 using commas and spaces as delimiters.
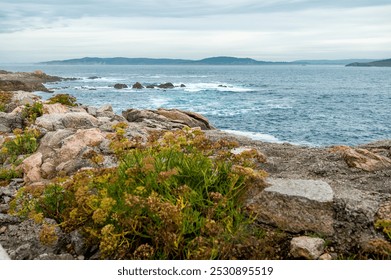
39, 56, 380, 66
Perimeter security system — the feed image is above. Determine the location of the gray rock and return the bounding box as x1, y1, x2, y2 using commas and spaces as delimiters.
247, 178, 334, 235
0, 243, 10, 260
35, 112, 99, 131
34, 253, 75, 260
290, 236, 325, 259
86, 106, 97, 117
70, 230, 88, 256
97, 104, 113, 113
0, 112, 23, 133
0, 214, 20, 225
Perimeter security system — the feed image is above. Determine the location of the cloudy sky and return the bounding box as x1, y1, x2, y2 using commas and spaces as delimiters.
1, 0, 391, 62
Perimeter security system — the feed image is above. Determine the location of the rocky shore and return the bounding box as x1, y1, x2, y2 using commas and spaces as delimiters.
0, 70, 390, 260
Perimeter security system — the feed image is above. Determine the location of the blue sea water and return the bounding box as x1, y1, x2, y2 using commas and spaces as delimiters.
2, 64, 391, 147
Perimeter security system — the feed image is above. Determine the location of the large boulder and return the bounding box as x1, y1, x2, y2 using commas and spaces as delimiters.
0, 112, 23, 133
22, 152, 43, 183
331, 146, 391, 172
0, 243, 10, 260
35, 112, 99, 131
247, 178, 334, 235
122, 108, 215, 130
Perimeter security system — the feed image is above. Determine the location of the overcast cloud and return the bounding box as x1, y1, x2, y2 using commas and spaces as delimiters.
0, 0, 390, 62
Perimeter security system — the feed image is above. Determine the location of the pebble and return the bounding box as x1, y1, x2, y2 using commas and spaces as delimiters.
0, 226, 6, 234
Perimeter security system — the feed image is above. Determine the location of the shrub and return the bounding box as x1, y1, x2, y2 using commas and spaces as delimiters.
11, 128, 271, 259
22, 102, 43, 125
0, 91, 13, 112
0, 167, 22, 186
47, 94, 78, 107
375, 220, 391, 241
0, 128, 40, 164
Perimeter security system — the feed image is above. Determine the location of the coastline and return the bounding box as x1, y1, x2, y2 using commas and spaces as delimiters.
1, 70, 390, 260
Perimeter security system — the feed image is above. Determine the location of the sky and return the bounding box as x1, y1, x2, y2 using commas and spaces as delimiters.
0, 0, 391, 63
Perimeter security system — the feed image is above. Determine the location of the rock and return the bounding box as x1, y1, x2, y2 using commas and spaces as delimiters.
122, 108, 215, 130
96, 105, 115, 118
114, 83, 128, 89
11, 91, 40, 106
97, 104, 113, 113
86, 106, 97, 117
0, 214, 20, 225
70, 230, 88, 256
290, 236, 325, 259
43, 103, 69, 114
1, 219, 67, 260
180, 84, 186, 87
0, 112, 23, 133
22, 152, 43, 183
331, 146, 391, 172
88, 76, 100, 80
0, 226, 6, 234
35, 112, 99, 131
146, 85, 156, 89
156, 109, 215, 130
158, 82, 174, 89
0, 243, 10, 260
0, 80, 49, 92
247, 178, 334, 235
318, 253, 333, 260
132, 82, 144, 89
34, 253, 75, 260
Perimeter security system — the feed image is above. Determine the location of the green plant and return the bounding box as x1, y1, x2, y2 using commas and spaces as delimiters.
0, 128, 40, 164
0, 91, 13, 112
11, 128, 272, 259
375, 219, 391, 241
22, 102, 43, 125
0, 167, 22, 185
47, 94, 78, 107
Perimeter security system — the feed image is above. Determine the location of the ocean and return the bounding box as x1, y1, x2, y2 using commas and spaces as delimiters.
1, 64, 391, 147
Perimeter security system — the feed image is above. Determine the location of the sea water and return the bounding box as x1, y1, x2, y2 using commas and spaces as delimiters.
1, 64, 390, 147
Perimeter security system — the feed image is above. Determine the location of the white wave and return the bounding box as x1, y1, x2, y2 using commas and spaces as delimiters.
223, 129, 281, 143
183, 83, 253, 93
150, 97, 170, 108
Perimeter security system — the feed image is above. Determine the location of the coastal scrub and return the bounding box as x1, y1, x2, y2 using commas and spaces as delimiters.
11, 128, 278, 259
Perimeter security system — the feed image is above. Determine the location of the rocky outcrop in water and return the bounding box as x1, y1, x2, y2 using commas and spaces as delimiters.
0, 70, 63, 92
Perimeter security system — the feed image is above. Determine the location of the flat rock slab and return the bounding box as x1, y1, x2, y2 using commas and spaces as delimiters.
0, 243, 10, 260
247, 178, 334, 235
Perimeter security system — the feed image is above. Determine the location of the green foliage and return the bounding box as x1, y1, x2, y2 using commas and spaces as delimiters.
22, 102, 43, 125
0, 91, 13, 112
47, 94, 78, 107
12, 128, 274, 259
0, 167, 22, 185
0, 128, 40, 164
375, 219, 391, 241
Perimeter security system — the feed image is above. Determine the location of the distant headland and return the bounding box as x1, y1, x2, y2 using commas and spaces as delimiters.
346, 58, 391, 67
39, 56, 382, 66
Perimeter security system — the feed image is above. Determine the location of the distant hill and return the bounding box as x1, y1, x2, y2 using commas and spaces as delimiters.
346, 58, 391, 67
40, 56, 289, 66
40, 56, 385, 66
293, 59, 375, 65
